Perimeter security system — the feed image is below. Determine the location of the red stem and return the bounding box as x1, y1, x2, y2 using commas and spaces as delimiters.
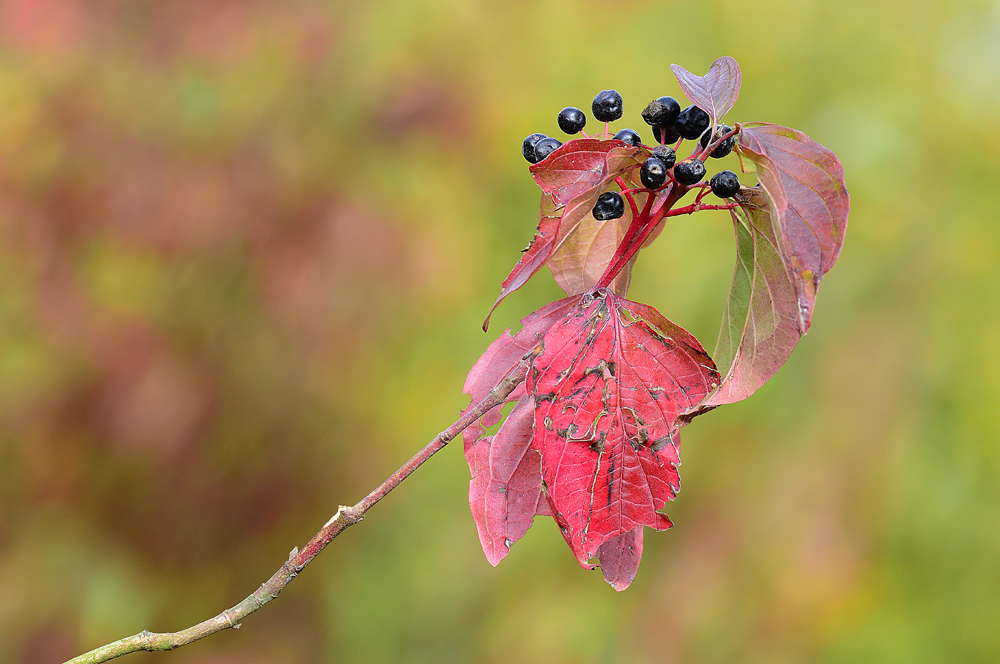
615, 176, 640, 220
664, 201, 738, 217
694, 125, 741, 161
594, 183, 689, 290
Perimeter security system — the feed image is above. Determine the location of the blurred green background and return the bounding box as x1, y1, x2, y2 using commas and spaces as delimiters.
2, 0, 999, 662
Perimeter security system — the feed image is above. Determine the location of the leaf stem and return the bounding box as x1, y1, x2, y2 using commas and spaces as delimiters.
693, 125, 741, 162
63, 358, 531, 664
663, 201, 738, 217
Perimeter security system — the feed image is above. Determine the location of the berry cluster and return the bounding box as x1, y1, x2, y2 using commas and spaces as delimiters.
521, 89, 745, 221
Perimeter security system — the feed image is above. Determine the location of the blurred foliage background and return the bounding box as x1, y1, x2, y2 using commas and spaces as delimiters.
1, 0, 999, 662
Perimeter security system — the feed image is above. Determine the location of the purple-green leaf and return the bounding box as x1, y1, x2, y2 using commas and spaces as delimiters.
705, 187, 802, 406
736, 123, 849, 334
670, 56, 742, 125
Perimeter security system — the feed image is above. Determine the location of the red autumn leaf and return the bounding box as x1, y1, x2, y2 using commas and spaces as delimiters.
528, 138, 645, 206
464, 296, 580, 564
670, 56, 742, 125
736, 123, 849, 334
706, 186, 803, 406
527, 290, 720, 589
483, 139, 647, 329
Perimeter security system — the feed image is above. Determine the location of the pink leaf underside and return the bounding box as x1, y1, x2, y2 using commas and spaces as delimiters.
596, 526, 645, 591
466, 395, 545, 566
548, 190, 651, 298
464, 297, 581, 564
484, 140, 647, 328
706, 187, 803, 406
670, 56, 742, 125
527, 291, 720, 568
737, 123, 849, 334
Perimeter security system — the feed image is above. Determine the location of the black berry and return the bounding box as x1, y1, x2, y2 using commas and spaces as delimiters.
650, 124, 681, 146
532, 137, 562, 162
699, 124, 735, 158
674, 105, 711, 140
710, 170, 741, 198
592, 191, 625, 220
651, 145, 676, 169
641, 96, 680, 127
673, 158, 706, 185
613, 128, 642, 147
557, 107, 587, 134
640, 157, 668, 190
592, 90, 623, 122
522, 133, 547, 163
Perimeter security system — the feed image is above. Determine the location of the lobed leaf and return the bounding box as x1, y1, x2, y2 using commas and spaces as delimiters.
670, 56, 742, 125
527, 291, 720, 589
736, 123, 849, 334
706, 187, 803, 406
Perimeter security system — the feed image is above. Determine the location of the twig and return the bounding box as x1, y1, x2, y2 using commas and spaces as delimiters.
64, 357, 531, 664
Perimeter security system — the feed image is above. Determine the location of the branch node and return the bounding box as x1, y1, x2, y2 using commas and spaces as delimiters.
288, 547, 299, 561
222, 608, 241, 629
324, 505, 352, 529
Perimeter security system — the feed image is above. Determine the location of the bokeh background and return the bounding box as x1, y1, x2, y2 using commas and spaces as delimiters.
2, 0, 999, 662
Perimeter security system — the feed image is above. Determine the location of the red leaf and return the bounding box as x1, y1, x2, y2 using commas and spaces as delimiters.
737, 123, 849, 333
706, 187, 803, 406
529, 139, 645, 206
527, 291, 720, 577
484, 139, 648, 329
464, 297, 580, 564
670, 56, 742, 125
